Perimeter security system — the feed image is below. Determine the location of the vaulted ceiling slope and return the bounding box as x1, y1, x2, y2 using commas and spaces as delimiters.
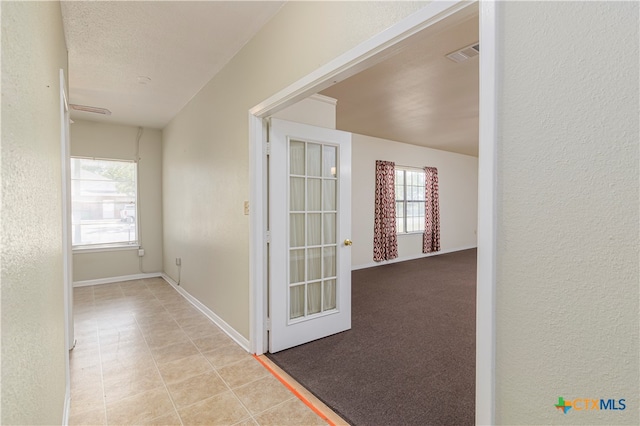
61, 1, 285, 129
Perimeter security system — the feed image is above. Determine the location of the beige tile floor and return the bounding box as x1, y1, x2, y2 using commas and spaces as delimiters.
69, 277, 330, 425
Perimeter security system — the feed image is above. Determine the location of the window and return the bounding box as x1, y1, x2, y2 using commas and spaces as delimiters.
395, 167, 425, 234
71, 157, 138, 248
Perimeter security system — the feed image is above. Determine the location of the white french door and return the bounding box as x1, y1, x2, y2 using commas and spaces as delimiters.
268, 118, 352, 353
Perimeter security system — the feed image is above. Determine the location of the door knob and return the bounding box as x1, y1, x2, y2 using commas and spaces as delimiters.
344, 239, 353, 246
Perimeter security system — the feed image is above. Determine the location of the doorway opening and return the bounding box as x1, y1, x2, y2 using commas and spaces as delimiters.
249, 1, 497, 423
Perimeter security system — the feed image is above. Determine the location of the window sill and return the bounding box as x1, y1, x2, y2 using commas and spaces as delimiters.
72, 244, 140, 254
397, 231, 424, 236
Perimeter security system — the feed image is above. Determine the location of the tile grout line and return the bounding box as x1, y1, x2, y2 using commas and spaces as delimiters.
152, 280, 272, 425
101, 280, 187, 425
167, 297, 256, 424
93, 286, 109, 426
136, 280, 185, 426
145, 277, 251, 422
69, 289, 98, 422
253, 354, 334, 426
154, 279, 284, 424
155, 278, 320, 425
72, 282, 153, 424
225, 372, 276, 425
250, 395, 299, 419
78, 279, 324, 426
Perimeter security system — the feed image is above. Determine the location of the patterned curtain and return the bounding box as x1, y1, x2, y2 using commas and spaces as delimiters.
423, 167, 440, 253
373, 160, 398, 262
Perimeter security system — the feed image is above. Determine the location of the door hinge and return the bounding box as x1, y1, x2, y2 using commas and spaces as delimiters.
266, 230, 271, 244
265, 142, 271, 156
266, 318, 272, 331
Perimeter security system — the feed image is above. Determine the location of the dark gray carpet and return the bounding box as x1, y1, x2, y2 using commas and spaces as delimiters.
267, 249, 476, 426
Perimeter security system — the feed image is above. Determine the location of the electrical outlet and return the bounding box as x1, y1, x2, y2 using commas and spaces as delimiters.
138, 248, 145, 257
243, 201, 249, 215
176, 257, 181, 266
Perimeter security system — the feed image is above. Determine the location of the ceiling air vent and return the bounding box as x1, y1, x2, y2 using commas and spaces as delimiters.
69, 104, 112, 115
446, 43, 479, 63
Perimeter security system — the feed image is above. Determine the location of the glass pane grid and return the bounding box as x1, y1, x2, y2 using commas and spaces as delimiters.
396, 168, 426, 234
288, 139, 339, 322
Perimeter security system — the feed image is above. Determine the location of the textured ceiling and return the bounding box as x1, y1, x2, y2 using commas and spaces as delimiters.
61, 1, 478, 157
61, 1, 284, 129
321, 6, 479, 157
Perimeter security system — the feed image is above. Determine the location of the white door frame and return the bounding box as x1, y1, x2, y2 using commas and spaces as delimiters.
59, 68, 74, 421
248, 1, 497, 423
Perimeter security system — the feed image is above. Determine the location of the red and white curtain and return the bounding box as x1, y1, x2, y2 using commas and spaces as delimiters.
423, 166, 440, 253
373, 160, 398, 261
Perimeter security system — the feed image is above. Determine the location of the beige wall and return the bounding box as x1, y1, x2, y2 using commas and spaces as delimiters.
495, 1, 639, 424
1, 1, 635, 423
352, 135, 477, 269
163, 1, 429, 339
1, 1, 69, 424
163, 1, 639, 423
71, 120, 163, 282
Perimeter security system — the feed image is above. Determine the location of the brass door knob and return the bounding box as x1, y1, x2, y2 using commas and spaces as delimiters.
344, 239, 353, 246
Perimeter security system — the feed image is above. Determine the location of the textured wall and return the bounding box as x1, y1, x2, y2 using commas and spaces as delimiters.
495, 2, 639, 424
351, 135, 478, 269
1, 1, 69, 424
70, 120, 163, 281
163, 1, 429, 338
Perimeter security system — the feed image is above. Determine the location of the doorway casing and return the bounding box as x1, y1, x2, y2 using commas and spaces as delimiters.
248, 1, 497, 424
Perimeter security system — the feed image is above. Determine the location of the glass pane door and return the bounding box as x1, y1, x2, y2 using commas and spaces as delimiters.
288, 140, 338, 322
268, 118, 351, 353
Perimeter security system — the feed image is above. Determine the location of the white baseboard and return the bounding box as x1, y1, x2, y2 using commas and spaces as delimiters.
73, 272, 162, 287
351, 245, 477, 271
161, 274, 251, 352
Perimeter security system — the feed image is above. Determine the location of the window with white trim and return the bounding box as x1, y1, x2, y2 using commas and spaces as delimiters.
395, 167, 425, 234
71, 157, 138, 248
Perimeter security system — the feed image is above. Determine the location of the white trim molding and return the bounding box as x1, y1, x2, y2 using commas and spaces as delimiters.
249, 113, 269, 355
250, 1, 478, 118
161, 274, 251, 352
60, 68, 73, 426
73, 272, 162, 287
476, 1, 498, 425
72, 244, 140, 254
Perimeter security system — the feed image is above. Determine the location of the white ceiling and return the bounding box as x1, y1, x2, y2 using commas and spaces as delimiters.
61, 1, 285, 129
61, 1, 478, 157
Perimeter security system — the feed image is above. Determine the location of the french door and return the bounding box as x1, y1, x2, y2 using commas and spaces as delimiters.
268, 118, 352, 353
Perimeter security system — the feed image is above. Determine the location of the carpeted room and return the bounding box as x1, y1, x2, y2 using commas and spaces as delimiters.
265, 11, 479, 422
264, 127, 478, 425
268, 249, 477, 425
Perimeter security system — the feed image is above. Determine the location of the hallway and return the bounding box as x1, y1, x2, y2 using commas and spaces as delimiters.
69, 278, 328, 425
